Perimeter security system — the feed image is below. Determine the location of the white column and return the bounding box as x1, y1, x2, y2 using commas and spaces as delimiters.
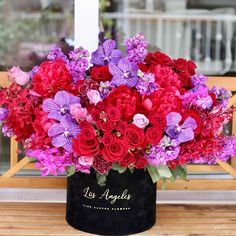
74, 0, 99, 54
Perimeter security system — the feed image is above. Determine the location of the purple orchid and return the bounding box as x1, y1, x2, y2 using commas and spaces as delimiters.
109, 58, 139, 87
42, 91, 80, 121
48, 114, 80, 152
165, 112, 197, 144
91, 39, 122, 66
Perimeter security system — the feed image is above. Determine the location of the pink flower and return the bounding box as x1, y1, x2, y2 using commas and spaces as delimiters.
78, 156, 94, 166
70, 103, 88, 121
8, 66, 30, 86
87, 89, 102, 105
133, 113, 149, 129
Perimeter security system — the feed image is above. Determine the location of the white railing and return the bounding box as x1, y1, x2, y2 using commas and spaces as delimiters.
103, 12, 236, 75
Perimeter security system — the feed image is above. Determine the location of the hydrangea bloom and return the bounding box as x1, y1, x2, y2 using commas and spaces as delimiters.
146, 136, 180, 166
42, 91, 80, 121
48, 114, 80, 152
125, 32, 148, 63
91, 39, 122, 66
109, 58, 139, 87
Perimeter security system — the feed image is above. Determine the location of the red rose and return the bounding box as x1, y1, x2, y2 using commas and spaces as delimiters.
31, 59, 74, 98
120, 152, 136, 167
90, 65, 112, 82
146, 127, 162, 145
145, 51, 173, 66
138, 63, 149, 72
116, 121, 128, 134
102, 140, 127, 162
102, 133, 115, 146
173, 58, 188, 72
181, 109, 202, 136
106, 106, 121, 122
72, 123, 100, 157
168, 160, 179, 169
187, 60, 197, 75
97, 120, 115, 132
148, 112, 166, 131
126, 124, 146, 148
179, 72, 193, 89
134, 156, 148, 169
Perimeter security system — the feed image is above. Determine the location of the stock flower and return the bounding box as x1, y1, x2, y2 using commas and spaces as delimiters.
91, 39, 122, 66
125, 32, 148, 63
47, 47, 69, 64
42, 91, 80, 121
2, 125, 14, 137
146, 136, 180, 166
109, 58, 139, 87
48, 114, 80, 152
0, 108, 8, 121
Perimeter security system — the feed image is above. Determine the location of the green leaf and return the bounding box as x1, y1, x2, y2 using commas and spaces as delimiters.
147, 165, 161, 183
162, 178, 167, 190
96, 172, 108, 186
129, 167, 135, 174
66, 166, 76, 177
170, 165, 188, 182
112, 163, 127, 174
156, 166, 172, 178
28, 157, 37, 162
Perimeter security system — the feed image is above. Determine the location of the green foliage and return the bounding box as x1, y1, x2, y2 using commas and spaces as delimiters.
112, 163, 127, 174
66, 166, 76, 177
96, 172, 108, 186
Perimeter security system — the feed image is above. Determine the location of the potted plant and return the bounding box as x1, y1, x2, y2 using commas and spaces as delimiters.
0, 33, 235, 235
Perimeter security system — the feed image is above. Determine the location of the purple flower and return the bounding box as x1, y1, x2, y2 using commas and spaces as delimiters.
42, 91, 80, 121
195, 96, 213, 109
91, 39, 122, 66
48, 114, 80, 152
146, 136, 180, 166
217, 136, 236, 162
47, 47, 69, 64
192, 74, 208, 87
125, 32, 148, 63
28, 66, 39, 79
99, 81, 113, 99
2, 125, 14, 137
0, 108, 8, 121
210, 86, 232, 108
109, 58, 139, 87
135, 71, 158, 95
165, 112, 197, 144
27, 147, 73, 176
69, 47, 90, 83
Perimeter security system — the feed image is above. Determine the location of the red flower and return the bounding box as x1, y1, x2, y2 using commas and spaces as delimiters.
179, 72, 193, 89
102, 133, 115, 146
134, 156, 148, 169
72, 123, 100, 157
97, 120, 116, 132
31, 59, 74, 98
93, 155, 112, 174
168, 160, 179, 169
90, 65, 112, 82
172, 58, 188, 72
116, 121, 128, 134
146, 127, 162, 145
148, 112, 166, 131
181, 109, 202, 136
120, 152, 136, 167
106, 106, 121, 122
143, 89, 182, 116
145, 51, 173, 66
187, 60, 197, 75
125, 124, 146, 148
102, 139, 127, 162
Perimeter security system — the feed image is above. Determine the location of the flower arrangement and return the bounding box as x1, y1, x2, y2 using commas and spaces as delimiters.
1, 33, 235, 184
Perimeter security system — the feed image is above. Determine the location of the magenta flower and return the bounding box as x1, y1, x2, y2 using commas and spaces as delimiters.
109, 58, 139, 87
165, 112, 197, 144
91, 39, 122, 66
48, 114, 80, 152
42, 91, 80, 121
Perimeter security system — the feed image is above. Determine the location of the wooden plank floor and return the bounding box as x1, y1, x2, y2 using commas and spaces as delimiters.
0, 203, 236, 236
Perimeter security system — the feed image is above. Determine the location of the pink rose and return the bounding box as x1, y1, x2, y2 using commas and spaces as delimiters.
8, 66, 30, 86
70, 103, 88, 121
87, 89, 102, 105
133, 114, 149, 129
78, 156, 94, 166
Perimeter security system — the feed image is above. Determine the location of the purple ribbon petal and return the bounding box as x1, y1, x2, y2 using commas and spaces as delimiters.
166, 112, 182, 126
52, 134, 68, 147
54, 91, 70, 106
48, 123, 64, 137
42, 98, 60, 113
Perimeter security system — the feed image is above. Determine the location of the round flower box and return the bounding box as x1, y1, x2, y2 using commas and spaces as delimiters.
66, 169, 156, 235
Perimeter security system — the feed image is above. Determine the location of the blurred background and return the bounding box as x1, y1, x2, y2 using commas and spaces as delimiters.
1, 0, 236, 75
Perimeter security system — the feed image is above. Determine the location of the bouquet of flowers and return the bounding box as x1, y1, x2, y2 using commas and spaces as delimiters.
1, 33, 235, 184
